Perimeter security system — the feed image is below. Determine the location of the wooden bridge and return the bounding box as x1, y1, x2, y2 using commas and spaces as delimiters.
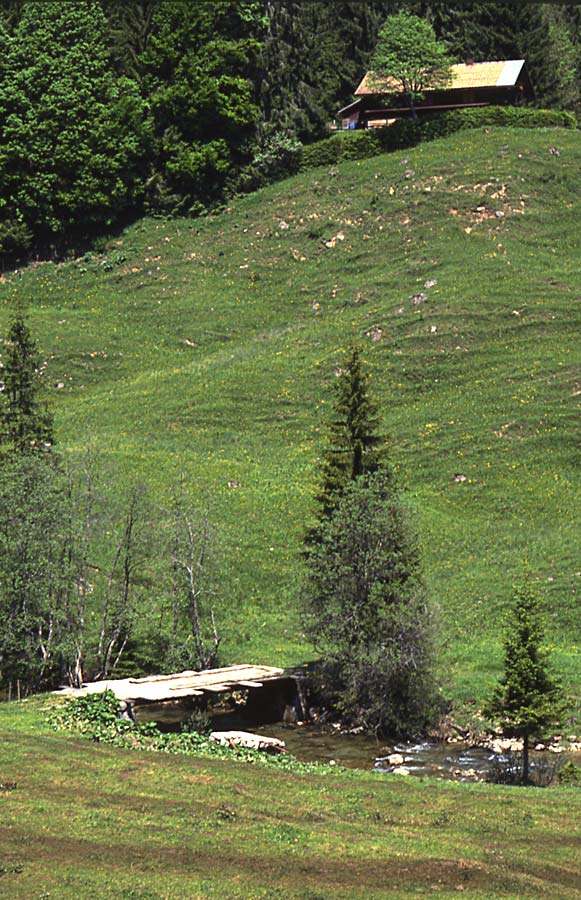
55, 664, 299, 719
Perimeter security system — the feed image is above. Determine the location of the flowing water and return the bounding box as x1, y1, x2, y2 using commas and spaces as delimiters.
135, 702, 579, 782
252, 723, 579, 782
253, 724, 498, 780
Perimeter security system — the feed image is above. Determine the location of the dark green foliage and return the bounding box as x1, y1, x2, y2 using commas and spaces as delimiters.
531, 5, 580, 112
315, 343, 388, 521
299, 139, 342, 171
140, 0, 261, 214
0, 0, 151, 255
99, 0, 157, 82
0, 315, 53, 454
304, 469, 437, 736
300, 106, 578, 171
258, 1, 397, 144
483, 578, 566, 784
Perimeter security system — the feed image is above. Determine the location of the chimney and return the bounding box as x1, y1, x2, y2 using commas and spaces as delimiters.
466, 58, 475, 66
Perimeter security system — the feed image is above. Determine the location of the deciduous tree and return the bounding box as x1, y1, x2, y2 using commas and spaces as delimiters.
0, 0, 150, 253
370, 11, 453, 118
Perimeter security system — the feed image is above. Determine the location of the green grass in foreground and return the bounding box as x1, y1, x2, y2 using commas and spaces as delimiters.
0, 127, 579, 713
1, 698, 580, 900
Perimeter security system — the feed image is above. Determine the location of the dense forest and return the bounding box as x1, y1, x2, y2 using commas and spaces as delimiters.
0, 0, 579, 258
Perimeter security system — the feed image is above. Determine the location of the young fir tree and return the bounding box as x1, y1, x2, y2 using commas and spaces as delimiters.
0, 314, 53, 454
483, 577, 566, 785
315, 342, 388, 523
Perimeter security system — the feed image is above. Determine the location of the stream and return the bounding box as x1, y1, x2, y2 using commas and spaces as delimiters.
135, 702, 576, 782
253, 723, 511, 781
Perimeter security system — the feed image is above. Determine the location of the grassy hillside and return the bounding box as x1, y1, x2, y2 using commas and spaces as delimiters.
0, 127, 579, 711
1, 699, 580, 900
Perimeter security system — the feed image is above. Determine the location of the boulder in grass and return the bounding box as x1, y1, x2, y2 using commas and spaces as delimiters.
209, 731, 286, 754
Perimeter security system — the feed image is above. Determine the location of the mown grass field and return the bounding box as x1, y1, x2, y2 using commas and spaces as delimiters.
0, 126, 579, 713
1, 698, 580, 900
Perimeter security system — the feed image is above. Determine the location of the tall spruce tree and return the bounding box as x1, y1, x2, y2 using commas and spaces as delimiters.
315, 342, 388, 522
483, 577, 566, 784
0, 315, 53, 454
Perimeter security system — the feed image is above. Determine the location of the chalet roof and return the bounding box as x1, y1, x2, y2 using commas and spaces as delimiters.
355, 60, 526, 95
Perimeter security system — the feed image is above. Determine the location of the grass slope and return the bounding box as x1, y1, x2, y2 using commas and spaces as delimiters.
1, 699, 580, 900
0, 127, 579, 711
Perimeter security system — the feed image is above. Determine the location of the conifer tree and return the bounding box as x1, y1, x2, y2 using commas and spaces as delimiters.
304, 468, 437, 735
483, 577, 566, 784
0, 314, 53, 454
315, 342, 388, 522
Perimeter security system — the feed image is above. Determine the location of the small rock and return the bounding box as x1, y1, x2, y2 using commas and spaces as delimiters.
227, 481, 241, 489
279, 220, 289, 230
495, 210, 505, 219
387, 753, 405, 766
412, 292, 428, 305
366, 326, 384, 343
430, 325, 437, 334
424, 278, 438, 289
392, 766, 411, 776
548, 147, 560, 157
452, 473, 467, 483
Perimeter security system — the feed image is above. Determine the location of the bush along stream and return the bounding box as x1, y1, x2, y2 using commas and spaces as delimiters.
51, 692, 581, 787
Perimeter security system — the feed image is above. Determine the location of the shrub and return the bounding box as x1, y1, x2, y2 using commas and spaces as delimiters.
559, 761, 581, 786
300, 139, 341, 170
240, 133, 302, 191
298, 107, 577, 172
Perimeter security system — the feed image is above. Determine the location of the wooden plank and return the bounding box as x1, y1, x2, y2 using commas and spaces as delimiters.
198, 684, 234, 693
237, 680, 263, 688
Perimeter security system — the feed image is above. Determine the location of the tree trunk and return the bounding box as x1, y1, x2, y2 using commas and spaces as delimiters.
408, 93, 418, 121
522, 733, 530, 785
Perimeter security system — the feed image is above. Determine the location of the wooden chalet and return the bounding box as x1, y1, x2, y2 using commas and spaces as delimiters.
338, 60, 535, 129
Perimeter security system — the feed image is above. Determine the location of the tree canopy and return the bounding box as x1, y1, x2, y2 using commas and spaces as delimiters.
0, 1, 150, 252
369, 11, 453, 117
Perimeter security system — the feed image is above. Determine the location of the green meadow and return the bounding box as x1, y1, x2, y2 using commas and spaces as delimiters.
0, 126, 579, 713
1, 698, 580, 900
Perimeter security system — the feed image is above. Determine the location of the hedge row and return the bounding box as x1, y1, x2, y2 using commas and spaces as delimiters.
299, 107, 578, 171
